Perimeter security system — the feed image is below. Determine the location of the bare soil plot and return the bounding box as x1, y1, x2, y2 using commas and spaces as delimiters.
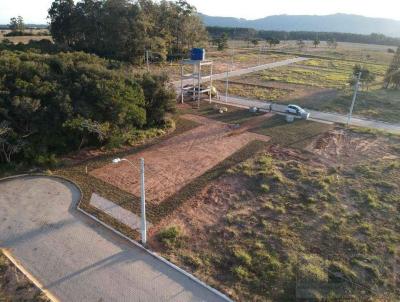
305, 128, 398, 165
91, 114, 270, 204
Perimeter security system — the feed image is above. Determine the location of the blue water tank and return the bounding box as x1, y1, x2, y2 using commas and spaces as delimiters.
191, 48, 206, 61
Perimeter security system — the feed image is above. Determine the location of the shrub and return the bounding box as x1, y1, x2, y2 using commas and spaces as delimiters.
157, 226, 184, 249
232, 265, 250, 280
0, 50, 175, 165
233, 247, 252, 266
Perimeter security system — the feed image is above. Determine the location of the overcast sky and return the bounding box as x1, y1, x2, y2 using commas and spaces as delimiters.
1, 0, 399, 24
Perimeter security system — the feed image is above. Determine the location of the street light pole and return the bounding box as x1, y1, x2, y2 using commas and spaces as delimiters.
139, 158, 147, 245
112, 157, 147, 245
347, 72, 362, 126
225, 63, 229, 103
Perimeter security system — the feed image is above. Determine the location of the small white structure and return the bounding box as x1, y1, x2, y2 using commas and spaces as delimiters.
180, 59, 213, 108
286, 115, 295, 123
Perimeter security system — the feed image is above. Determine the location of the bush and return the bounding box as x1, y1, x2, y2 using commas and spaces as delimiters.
0, 50, 175, 165
157, 226, 184, 249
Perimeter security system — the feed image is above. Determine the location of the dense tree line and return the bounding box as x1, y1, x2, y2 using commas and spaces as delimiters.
48, 0, 208, 63
207, 26, 400, 46
0, 50, 175, 165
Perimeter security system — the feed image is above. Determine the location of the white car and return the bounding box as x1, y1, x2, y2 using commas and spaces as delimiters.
285, 104, 310, 120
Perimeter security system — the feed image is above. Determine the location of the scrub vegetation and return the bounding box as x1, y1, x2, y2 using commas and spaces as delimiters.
153, 121, 400, 301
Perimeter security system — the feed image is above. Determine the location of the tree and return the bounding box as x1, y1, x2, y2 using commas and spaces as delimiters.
384, 46, 400, 89
48, 0, 77, 47
350, 65, 376, 91
48, 0, 208, 62
251, 39, 259, 46
266, 38, 280, 48
9, 16, 25, 32
313, 38, 320, 48
216, 33, 228, 51
0, 121, 25, 163
0, 50, 175, 164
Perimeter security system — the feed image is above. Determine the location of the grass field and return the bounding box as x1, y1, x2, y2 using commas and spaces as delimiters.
254, 66, 352, 89
150, 115, 400, 301
315, 88, 400, 123
0, 29, 51, 44
214, 81, 291, 101
134, 51, 294, 81
218, 50, 399, 123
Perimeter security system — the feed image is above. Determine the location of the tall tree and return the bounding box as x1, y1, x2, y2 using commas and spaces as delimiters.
9, 16, 25, 31
48, 0, 208, 62
385, 46, 400, 89
48, 0, 77, 46
313, 38, 320, 48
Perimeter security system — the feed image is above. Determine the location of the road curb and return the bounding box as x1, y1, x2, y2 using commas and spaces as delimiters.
76, 206, 234, 302
1, 249, 60, 302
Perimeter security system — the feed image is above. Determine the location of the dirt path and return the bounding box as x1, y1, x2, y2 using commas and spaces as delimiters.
91, 114, 270, 204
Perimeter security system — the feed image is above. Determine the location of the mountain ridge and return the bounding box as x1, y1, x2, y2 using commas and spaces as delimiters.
199, 13, 400, 37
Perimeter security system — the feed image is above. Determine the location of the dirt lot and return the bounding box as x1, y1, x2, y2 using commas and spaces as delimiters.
91, 113, 270, 204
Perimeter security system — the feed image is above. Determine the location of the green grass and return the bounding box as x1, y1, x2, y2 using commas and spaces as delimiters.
298, 59, 387, 76
257, 66, 351, 89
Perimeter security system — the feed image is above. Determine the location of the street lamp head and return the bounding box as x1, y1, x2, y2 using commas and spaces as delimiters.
112, 158, 122, 164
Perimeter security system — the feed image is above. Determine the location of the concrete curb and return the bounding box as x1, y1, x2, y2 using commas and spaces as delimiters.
76, 206, 234, 302
0, 174, 233, 302
1, 249, 60, 302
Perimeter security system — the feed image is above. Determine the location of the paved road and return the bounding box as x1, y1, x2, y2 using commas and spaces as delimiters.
173, 57, 308, 87
0, 176, 230, 302
215, 95, 400, 134
173, 57, 400, 134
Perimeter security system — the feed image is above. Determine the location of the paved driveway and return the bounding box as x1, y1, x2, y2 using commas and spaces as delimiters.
0, 176, 230, 302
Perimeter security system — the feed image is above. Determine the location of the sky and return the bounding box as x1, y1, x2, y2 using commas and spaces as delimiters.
0, 0, 399, 24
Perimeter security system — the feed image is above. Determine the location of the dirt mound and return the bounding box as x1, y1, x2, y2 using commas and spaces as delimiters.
306, 129, 394, 165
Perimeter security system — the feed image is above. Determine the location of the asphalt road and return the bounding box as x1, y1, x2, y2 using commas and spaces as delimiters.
215, 95, 400, 134
0, 176, 230, 302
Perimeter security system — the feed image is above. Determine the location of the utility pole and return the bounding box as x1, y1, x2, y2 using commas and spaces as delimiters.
347, 72, 362, 126
225, 63, 229, 103
140, 158, 147, 245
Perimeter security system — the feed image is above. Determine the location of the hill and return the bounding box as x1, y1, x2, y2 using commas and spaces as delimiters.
200, 13, 400, 37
